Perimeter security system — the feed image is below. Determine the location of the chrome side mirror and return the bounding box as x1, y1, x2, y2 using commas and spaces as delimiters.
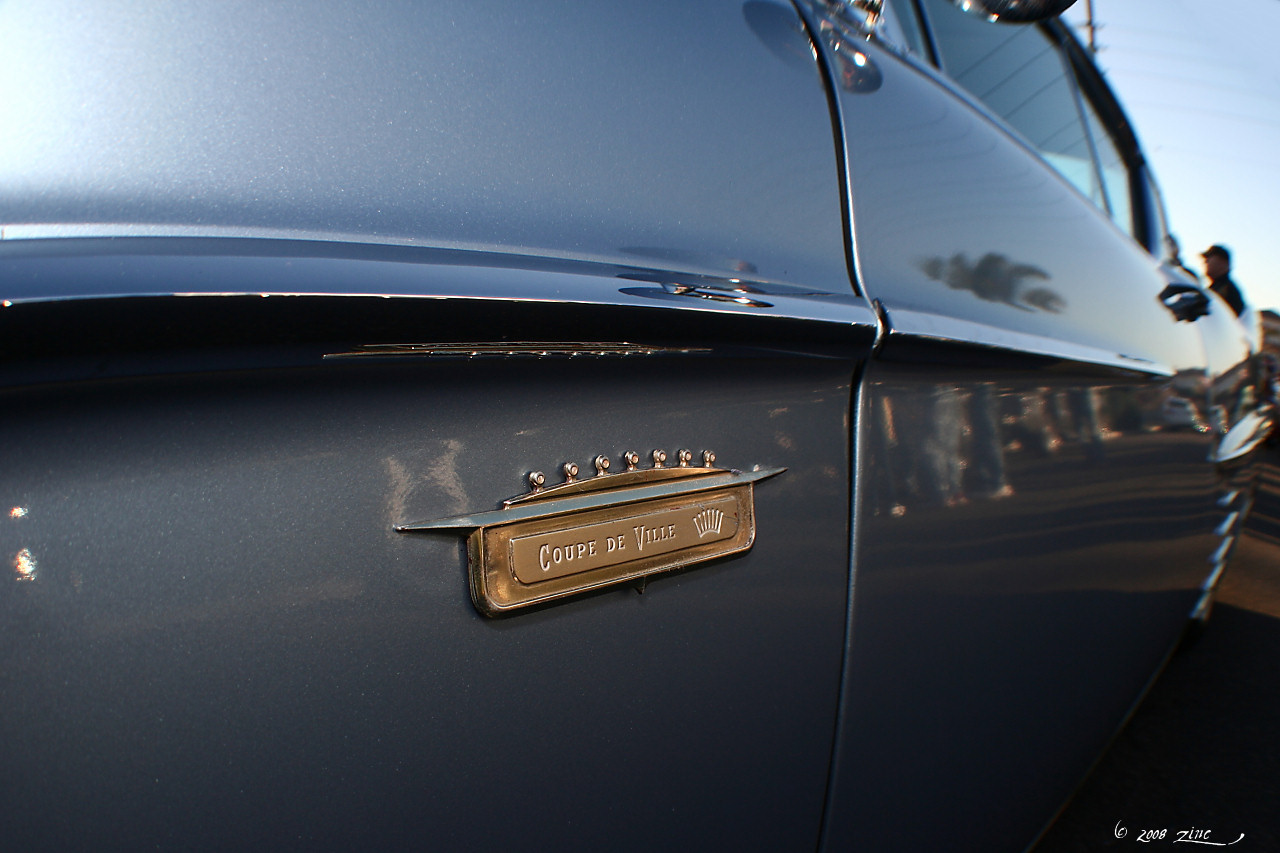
944, 0, 1078, 24
813, 0, 884, 37
1159, 283, 1211, 323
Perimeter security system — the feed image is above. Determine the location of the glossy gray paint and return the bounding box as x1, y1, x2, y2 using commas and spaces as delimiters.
0, 2, 882, 847
0, 0, 1265, 850
838, 365, 1219, 850
0, 0, 851, 297
2, 354, 854, 850
807, 22, 1252, 851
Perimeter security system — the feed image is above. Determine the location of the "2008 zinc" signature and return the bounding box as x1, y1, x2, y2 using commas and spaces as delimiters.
1114, 821, 1244, 845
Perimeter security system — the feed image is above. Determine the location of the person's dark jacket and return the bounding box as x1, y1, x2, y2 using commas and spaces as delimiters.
1209, 275, 1246, 317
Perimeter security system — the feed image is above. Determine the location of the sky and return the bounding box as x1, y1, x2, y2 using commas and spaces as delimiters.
1062, 0, 1280, 312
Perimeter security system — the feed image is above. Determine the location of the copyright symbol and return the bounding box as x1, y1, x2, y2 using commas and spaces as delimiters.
1115, 821, 1128, 839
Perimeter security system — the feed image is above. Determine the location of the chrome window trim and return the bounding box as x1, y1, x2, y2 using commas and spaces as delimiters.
886, 307, 1172, 375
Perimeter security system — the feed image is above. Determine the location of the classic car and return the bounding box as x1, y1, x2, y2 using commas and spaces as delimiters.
1, 0, 1269, 850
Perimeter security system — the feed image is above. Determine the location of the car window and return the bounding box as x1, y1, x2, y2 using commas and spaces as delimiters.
1078, 87, 1135, 237
1143, 171, 1175, 260
881, 0, 932, 60
920, 0, 1107, 211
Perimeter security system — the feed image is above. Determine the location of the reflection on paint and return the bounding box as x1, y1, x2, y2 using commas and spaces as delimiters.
920, 253, 1065, 314
14, 548, 37, 582
867, 381, 1209, 516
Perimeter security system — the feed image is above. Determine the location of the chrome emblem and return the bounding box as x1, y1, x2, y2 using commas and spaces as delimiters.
396, 450, 784, 616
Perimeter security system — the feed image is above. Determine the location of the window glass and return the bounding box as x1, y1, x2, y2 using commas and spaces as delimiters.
1079, 93, 1134, 237
882, 0, 930, 60
1143, 172, 1172, 260
921, 0, 1104, 209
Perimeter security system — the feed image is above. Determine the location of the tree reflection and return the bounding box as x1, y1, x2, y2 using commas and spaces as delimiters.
921, 252, 1066, 314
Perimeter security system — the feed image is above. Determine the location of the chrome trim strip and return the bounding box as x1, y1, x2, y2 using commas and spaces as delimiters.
1212, 404, 1275, 465
0, 236, 878, 329
1208, 538, 1233, 568
397, 466, 786, 532
1201, 559, 1228, 594
1214, 511, 1240, 538
1189, 592, 1213, 623
324, 343, 710, 360
886, 308, 1174, 375
1, 221, 470, 246
870, 298, 890, 356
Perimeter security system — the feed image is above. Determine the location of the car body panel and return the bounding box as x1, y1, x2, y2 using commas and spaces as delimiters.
1, 303, 859, 849
800, 18, 1252, 851
0, 0, 851, 298
1, 1, 878, 845
0, 1, 1268, 850
833, 360, 1222, 850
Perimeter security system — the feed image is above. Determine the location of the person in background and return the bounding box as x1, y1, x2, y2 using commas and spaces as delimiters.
1201, 244, 1246, 317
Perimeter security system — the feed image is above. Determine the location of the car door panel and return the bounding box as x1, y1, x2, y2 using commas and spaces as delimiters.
807, 27, 1226, 851
0, 246, 872, 849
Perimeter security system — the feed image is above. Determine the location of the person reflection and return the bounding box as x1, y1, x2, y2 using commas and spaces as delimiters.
920, 387, 966, 507
869, 395, 906, 517
871, 383, 1014, 514
967, 383, 1013, 499
874, 386, 965, 510
1056, 388, 1106, 461
1006, 390, 1062, 457
870, 378, 1123, 516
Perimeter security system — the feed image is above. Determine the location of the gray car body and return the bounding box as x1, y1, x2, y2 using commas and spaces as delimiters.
0, 1, 1261, 850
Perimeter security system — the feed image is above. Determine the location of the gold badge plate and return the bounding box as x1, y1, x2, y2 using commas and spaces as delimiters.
398, 450, 783, 616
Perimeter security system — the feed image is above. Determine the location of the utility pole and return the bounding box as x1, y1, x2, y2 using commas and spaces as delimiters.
1084, 0, 1097, 53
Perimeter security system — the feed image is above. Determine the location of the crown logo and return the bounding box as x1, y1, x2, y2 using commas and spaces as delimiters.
693, 507, 724, 538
